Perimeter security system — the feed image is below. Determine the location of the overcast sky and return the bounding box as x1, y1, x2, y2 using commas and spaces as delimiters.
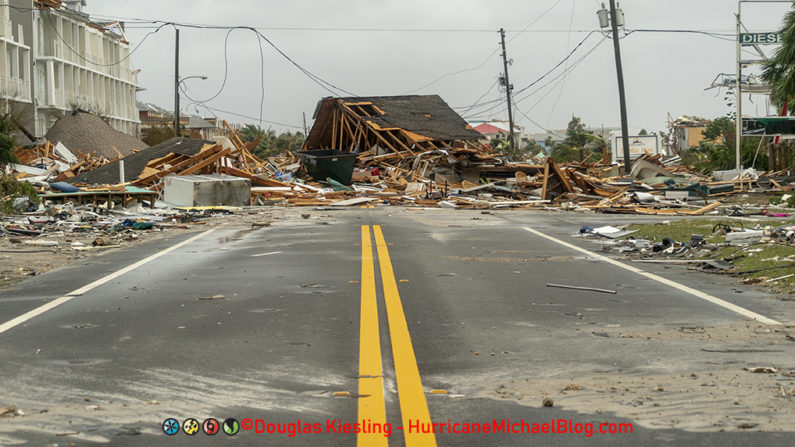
85, 0, 791, 136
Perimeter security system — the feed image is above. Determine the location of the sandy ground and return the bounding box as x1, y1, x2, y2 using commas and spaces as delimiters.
475, 321, 795, 432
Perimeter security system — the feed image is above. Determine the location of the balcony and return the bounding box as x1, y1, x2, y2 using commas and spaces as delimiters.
0, 75, 32, 102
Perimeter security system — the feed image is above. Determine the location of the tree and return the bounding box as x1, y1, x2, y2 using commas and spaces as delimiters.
702, 116, 734, 149
239, 125, 306, 158
681, 116, 766, 172
549, 116, 606, 163
0, 133, 17, 166
142, 125, 176, 146
639, 129, 648, 135
762, 6, 795, 108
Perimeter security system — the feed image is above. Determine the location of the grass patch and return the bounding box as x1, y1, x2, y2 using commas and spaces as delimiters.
1, 175, 39, 214
621, 217, 795, 293
709, 245, 795, 283
622, 218, 795, 244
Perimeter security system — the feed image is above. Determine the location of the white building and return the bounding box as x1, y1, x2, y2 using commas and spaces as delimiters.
0, 0, 140, 141
0, 1, 33, 109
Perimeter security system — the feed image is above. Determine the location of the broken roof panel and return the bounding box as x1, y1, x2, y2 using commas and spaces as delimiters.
45, 111, 148, 159
67, 137, 213, 185
306, 95, 482, 151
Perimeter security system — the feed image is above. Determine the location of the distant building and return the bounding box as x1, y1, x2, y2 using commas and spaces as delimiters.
530, 130, 566, 152
138, 101, 237, 141
670, 116, 710, 154
0, 0, 140, 142
470, 120, 527, 146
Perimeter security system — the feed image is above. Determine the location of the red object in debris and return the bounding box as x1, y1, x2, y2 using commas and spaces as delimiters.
371, 167, 380, 176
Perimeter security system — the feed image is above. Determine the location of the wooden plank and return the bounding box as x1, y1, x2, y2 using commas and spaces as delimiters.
540, 160, 551, 200
331, 108, 338, 150
134, 145, 226, 185
688, 201, 722, 216
176, 147, 231, 177
329, 197, 379, 207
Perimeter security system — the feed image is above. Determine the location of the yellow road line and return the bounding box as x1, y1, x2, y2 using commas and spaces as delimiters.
358, 226, 388, 447
373, 225, 437, 447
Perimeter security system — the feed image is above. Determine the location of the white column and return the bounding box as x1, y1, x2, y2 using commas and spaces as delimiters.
46, 59, 55, 106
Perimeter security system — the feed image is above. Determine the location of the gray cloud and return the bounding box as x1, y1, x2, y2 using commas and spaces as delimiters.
86, 0, 790, 134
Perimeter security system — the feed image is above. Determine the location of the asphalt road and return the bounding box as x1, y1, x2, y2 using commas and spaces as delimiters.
0, 208, 793, 446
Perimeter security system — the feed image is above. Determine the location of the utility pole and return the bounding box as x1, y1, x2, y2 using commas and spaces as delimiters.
499, 28, 516, 156
174, 27, 180, 138
599, 2, 631, 173
735, 3, 743, 170
609, 1, 631, 173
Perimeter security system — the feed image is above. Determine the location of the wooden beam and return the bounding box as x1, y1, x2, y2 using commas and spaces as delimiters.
134, 145, 226, 185
176, 147, 232, 177
331, 108, 338, 150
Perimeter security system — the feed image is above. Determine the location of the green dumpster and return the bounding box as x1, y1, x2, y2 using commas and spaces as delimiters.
298, 150, 358, 185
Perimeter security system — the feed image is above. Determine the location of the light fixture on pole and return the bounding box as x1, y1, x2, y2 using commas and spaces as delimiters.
175, 75, 208, 137
598, 2, 631, 173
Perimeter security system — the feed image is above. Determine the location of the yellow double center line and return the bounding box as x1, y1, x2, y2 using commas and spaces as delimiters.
358, 225, 437, 447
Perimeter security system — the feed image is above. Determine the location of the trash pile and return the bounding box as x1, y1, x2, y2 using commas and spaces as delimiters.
1, 203, 224, 248
2, 98, 793, 213
578, 221, 795, 291
9, 141, 112, 185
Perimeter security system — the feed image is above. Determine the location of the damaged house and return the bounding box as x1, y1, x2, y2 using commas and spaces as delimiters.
303, 95, 501, 183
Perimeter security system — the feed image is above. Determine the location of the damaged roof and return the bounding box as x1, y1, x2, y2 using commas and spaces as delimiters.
306, 95, 482, 149
68, 137, 213, 185
45, 111, 148, 159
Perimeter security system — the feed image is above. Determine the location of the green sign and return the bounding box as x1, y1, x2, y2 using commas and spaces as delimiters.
742, 117, 795, 136
740, 32, 782, 45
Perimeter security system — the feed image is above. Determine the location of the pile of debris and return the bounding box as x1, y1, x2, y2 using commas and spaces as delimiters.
3, 97, 793, 213
578, 220, 795, 292
9, 141, 112, 185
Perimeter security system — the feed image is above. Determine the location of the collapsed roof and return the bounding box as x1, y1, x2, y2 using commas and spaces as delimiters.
45, 111, 148, 159
68, 137, 213, 185
304, 95, 482, 153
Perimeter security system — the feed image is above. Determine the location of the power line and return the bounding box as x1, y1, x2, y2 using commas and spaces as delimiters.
44, 13, 169, 68
402, 46, 500, 94
455, 80, 499, 116
512, 37, 609, 130
547, 0, 578, 127
463, 30, 602, 119
191, 104, 304, 130
473, 33, 607, 122
508, 0, 568, 42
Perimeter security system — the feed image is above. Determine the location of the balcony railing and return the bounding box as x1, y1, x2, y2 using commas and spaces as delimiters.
0, 75, 31, 101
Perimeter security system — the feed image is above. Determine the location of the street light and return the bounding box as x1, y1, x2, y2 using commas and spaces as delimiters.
597, 1, 631, 173
174, 75, 208, 137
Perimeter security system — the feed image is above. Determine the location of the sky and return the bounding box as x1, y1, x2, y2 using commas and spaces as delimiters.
83, 0, 792, 136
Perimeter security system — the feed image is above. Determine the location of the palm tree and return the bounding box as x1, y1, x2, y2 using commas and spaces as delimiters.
0, 133, 17, 167
762, 6, 795, 109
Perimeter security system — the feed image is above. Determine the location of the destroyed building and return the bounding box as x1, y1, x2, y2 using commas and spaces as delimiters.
303, 95, 520, 183
305, 95, 483, 153
67, 137, 214, 185
45, 110, 148, 159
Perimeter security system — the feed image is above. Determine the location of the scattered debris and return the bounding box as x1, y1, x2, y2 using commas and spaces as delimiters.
744, 367, 778, 374
0, 406, 24, 417
546, 283, 617, 294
